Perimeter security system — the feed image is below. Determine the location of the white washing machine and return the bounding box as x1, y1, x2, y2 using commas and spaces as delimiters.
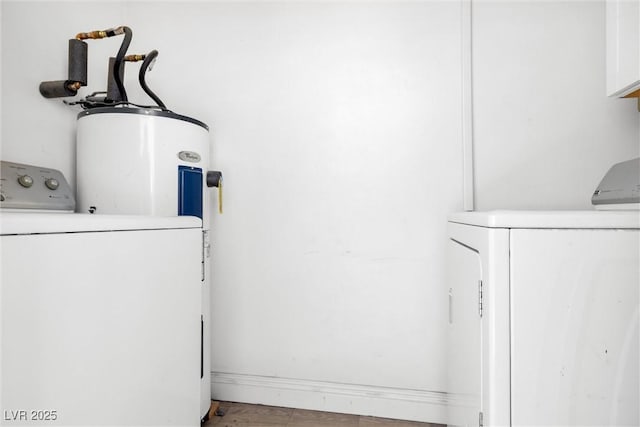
0, 162, 203, 426
446, 210, 640, 427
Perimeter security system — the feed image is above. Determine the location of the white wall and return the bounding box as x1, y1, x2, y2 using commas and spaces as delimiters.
472, 0, 639, 210
154, 2, 464, 422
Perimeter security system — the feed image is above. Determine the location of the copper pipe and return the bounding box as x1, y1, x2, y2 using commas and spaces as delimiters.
67, 81, 82, 91
75, 31, 107, 40
75, 26, 126, 40
124, 54, 146, 62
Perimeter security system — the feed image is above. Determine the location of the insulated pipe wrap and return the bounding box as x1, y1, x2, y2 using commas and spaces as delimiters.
39, 80, 78, 98
106, 57, 124, 102
111, 26, 132, 102
68, 39, 88, 85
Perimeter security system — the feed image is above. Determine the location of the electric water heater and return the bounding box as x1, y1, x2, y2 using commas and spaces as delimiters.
76, 107, 211, 225
76, 106, 214, 420
39, 23, 221, 423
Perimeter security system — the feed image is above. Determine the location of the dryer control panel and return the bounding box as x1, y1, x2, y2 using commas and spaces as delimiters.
0, 161, 75, 211
592, 157, 640, 208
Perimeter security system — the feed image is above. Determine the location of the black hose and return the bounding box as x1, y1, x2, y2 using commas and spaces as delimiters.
112, 26, 132, 102
139, 50, 167, 110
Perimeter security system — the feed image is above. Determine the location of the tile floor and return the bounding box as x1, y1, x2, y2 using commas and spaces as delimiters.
204, 401, 442, 427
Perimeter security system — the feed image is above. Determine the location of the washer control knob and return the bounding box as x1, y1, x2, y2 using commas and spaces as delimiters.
45, 178, 59, 190
18, 175, 34, 188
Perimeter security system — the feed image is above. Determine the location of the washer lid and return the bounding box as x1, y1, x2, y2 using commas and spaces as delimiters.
0, 212, 202, 235
448, 210, 640, 229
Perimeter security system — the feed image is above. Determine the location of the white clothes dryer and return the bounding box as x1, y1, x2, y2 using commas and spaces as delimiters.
446, 210, 640, 427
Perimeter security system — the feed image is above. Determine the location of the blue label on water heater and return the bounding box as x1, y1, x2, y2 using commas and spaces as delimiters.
178, 166, 203, 219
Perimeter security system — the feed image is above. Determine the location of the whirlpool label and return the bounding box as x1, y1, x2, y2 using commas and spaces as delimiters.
178, 151, 201, 163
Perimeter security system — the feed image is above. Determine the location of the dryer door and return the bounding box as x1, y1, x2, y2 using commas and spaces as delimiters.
447, 237, 483, 427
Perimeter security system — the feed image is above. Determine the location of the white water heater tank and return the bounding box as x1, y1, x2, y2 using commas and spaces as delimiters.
76, 106, 213, 421
76, 107, 211, 228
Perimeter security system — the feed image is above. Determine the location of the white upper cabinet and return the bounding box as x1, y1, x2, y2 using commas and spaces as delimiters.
606, 0, 640, 97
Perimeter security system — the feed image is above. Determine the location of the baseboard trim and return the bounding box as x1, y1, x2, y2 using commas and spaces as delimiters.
211, 371, 448, 424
